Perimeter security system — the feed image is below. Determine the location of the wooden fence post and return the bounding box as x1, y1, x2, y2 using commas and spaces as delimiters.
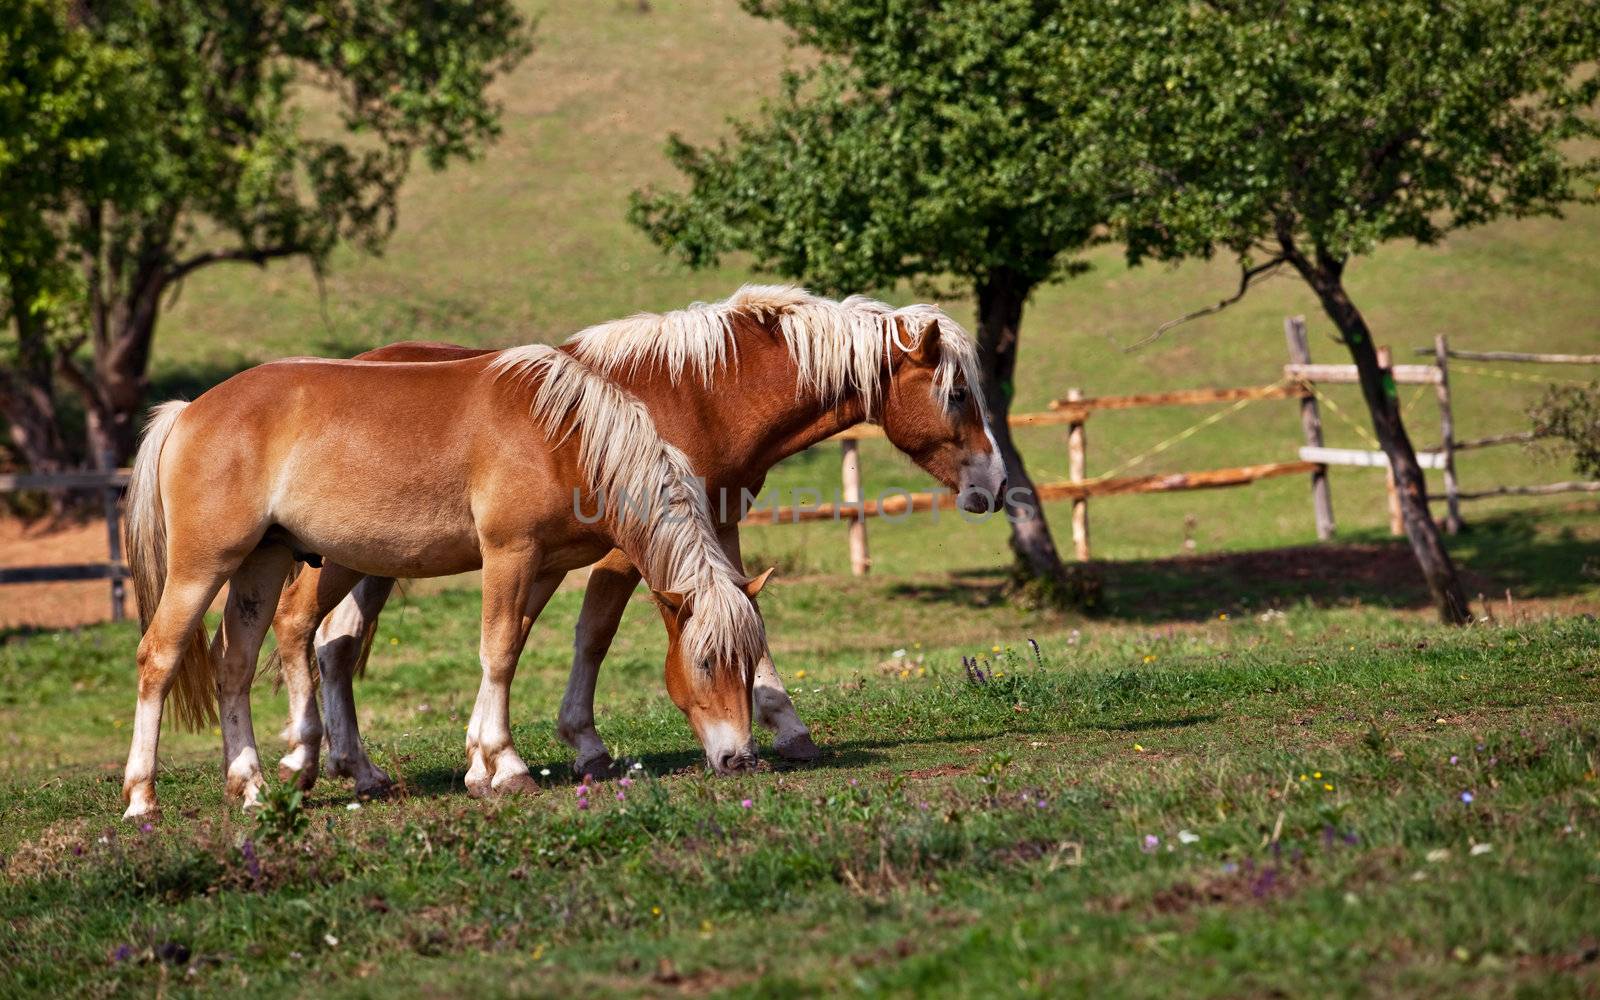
1433, 334, 1462, 535
1066, 387, 1090, 561
1284, 316, 1335, 539
840, 438, 870, 576
1376, 346, 1404, 537
98, 450, 126, 622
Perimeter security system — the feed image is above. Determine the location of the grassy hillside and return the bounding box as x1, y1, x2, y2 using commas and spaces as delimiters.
152, 0, 1600, 575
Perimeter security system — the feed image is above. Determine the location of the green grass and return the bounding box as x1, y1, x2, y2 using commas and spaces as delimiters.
4, 504, 1600, 996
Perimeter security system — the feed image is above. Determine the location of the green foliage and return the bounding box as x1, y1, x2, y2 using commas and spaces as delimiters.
629, 0, 1107, 294
1083, 0, 1600, 269
253, 778, 308, 845
1530, 381, 1600, 478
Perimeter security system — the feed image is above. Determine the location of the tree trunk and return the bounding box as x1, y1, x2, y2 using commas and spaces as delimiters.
1288, 250, 1472, 625
974, 266, 1072, 588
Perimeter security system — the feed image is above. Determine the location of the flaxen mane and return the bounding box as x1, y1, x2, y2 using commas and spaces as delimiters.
486, 347, 765, 675
564, 285, 986, 420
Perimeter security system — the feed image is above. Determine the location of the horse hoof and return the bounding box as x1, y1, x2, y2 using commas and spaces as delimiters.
355, 774, 394, 799
574, 753, 616, 779
774, 732, 822, 762
494, 773, 540, 796
464, 776, 493, 799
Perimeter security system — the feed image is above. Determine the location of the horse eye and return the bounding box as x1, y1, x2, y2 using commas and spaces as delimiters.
950, 386, 968, 405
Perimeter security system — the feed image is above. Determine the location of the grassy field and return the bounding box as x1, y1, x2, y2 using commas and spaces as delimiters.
3, 505, 1600, 996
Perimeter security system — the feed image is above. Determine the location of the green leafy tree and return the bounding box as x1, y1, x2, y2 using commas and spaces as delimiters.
630, 0, 1107, 595
0, 0, 530, 473
1086, 0, 1600, 624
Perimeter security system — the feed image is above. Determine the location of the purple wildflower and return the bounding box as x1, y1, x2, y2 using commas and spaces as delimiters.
619, 777, 633, 788
139, 822, 153, 834
577, 797, 590, 811
615, 790, 626, 802
1460, 790, 1475, 804
1449, 755, 1459, 765
1142, 834, 1160, 853
740, 798, 753, 809
111, 944, 133, 964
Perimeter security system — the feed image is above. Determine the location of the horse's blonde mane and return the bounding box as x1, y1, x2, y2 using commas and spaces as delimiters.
486, 347, 765, 675
566, 285, 986, 420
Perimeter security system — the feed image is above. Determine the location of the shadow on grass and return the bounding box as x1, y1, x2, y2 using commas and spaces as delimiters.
890, 504, 1600, 624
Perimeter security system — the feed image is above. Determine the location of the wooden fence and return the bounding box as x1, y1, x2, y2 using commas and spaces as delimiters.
0, 468, 130, 620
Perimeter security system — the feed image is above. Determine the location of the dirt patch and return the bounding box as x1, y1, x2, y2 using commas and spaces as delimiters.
0, 514, 122, 630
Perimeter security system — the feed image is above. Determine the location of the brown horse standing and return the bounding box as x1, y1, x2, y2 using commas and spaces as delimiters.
120, 347, 773, 818
268, 287, 1005, 796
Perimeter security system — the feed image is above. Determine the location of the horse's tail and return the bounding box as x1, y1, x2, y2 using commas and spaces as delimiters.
126, 401, 217, 730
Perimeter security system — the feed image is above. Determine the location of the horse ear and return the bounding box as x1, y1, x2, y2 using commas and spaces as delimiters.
905, 317, 941, 366
650, 589, 692, 619
743, 567, 776, 599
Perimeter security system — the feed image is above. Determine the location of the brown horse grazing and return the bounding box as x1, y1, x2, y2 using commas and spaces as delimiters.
267, 286, 1005, 796
120, 347, 774, 818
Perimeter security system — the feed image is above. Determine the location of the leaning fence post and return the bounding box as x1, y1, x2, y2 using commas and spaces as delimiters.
1066, 387, 1090, 561
840, 437, 870, 576
1284, 316, 1335, 539
99, 451, 126, 622
1433, 334, 1463, 535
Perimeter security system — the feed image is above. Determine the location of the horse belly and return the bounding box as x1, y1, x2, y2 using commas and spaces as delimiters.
269, 475, 482, 579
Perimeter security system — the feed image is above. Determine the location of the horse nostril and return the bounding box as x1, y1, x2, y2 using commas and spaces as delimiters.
716, 749, 754, 773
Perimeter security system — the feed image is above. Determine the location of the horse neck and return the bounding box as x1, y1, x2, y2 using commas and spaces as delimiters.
596, 331, 870, 479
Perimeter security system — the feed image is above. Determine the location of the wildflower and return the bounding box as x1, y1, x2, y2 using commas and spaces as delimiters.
140, 822, 153, 833
631, 761, 644, 771
616, 791, 626, 802
1426, 848, 1451, 863
899, 669, 910, 679
1133, 743, 1146, 752
892, 648, 906, 658
1470, 843, 1494, 856
794, 670, 807, 679
991, 645, 1001, 653
577, 798, 589, 811
1142, 655, 1155, 664
1299, 774, 1308, 782
390, 637, 399, 645
1142, 834, 1160, 853
531, 944, 545, 961
1313, 772, 1321, 779
540, 768, 551, 777
110, 944, 133, 964
1323, 783, 1333, 792
1218, 613, 1228, 621
651, 906, 662, 917
575, 786, 588, 798
1449, 755, 1458, 765
917, 667, 926, 677
324, 934, 339, 947
346, 802, 361, 811
918, 801, 930, 810
1178, 830, 1200, 845
1460, 790, 1475, 804
1036, 799, 1048, 808
740, 798, 753, 809
619, 777, 633, 788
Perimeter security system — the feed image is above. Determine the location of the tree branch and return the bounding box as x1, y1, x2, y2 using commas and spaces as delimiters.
1126, 255, 1286, 352
166, 243, 309, 284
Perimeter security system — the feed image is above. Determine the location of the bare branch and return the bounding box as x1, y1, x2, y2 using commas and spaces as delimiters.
1125, 256, 1286, 352
166, 243, 308, 284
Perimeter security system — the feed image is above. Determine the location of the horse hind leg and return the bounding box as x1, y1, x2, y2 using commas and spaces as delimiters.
271, 561, 367, 791
215, 545, 295, 808
317, 573, 398, 797
122, 570, 230, 818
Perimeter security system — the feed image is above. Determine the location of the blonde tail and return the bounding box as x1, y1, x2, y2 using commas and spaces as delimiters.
126, 401, 217, 730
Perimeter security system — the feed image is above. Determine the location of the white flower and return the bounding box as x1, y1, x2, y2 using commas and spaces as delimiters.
892, 648, 907, 658
1177, 829, 1200, 845
1470, 843, 1494, 856
346, 802, 361, 811
324, 934, 339, 947
1425, 848, 1451, 863
539, 768, 551, 777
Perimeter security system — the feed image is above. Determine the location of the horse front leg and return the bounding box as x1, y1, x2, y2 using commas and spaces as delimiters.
463, 553, 561, 797
717, 525, 820, 762
558, 548, 640, 777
